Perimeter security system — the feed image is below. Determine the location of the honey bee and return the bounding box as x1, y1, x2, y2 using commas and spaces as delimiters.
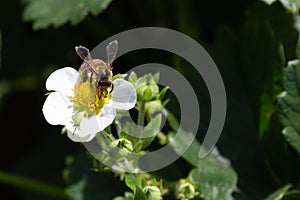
75, 40, 118, 98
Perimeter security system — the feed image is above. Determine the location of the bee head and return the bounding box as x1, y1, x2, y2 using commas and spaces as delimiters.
98, 80, 112, 87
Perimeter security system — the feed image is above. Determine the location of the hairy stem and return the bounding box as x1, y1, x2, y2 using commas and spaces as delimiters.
137, 100, 146, 142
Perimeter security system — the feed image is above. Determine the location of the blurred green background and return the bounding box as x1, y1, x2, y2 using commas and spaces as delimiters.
1, 0, 300, 199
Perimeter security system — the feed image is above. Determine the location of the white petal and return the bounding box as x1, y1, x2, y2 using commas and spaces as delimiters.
42, 92, 73, 125
111, 79, 137, 110
46, 67, 79, 96
80, 104, 116, 135
65, 120, 96, 142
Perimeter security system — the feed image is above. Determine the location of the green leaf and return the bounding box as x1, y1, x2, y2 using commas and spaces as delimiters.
122, 114, 162, 149
124, 174, 142, 192
119, 131, 128, 139
261, 0, 300, 13
152, 179, 158, 187
261, 0, 277, 4
112, 74, 128, 81
188, 150, 238, 200
159, 180, 163, 194
156, 86, 169, 100
128, 72, 138, 84
86, 0, 112, 15
23, 0, 113, 30
237, 3, 300, 191
234, 12, 300, 187
122, 122, 138, 145
113, 192, 134, 200
264, 184, 291, 200
141, 114, 162, 149
279, 0, 300, 14
134, 187, 147, 200
278, 60, 300, 156
284, 190, 300, 199
245, 2, 298, 61
282, 127, 300, 155
168, 130, 238, 200
212, 24, 284, 199
145, 100, 166, 116
166, 110, 179, 131
239, 20, 284, 138
153, 73, 160, 84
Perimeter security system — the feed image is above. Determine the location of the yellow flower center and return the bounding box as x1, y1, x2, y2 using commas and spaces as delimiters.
69, 81, 111, 117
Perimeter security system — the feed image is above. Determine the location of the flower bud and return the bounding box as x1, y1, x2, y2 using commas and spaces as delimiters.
145, 100, 165, 116
142, 186, 162, 200
109, 138, 133, 158
177, 181, 198, 199
136, 74, 159, 101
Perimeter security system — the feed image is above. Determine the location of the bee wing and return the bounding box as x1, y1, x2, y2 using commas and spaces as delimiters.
75, 45, 97, 75
75, 45, 93, 62
106, 40, 118, 66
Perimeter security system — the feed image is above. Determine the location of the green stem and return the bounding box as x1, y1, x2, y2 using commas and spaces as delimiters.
285, 190, 300, 197
137, 100, 146, 142
0, 170, 67, 199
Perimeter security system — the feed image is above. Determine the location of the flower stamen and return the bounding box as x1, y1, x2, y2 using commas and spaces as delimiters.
69, 81, 111, 117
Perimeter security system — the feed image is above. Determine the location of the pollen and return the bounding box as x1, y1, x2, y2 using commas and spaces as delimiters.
69, 81, 111, 117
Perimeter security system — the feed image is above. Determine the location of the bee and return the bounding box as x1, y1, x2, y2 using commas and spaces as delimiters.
75, 40, 118, 98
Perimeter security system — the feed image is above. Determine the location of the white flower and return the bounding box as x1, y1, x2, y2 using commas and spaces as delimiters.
42, 67, 137, 142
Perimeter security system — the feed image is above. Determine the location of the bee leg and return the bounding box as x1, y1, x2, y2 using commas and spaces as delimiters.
89, 72, 93, 86
110, 83, 114, 94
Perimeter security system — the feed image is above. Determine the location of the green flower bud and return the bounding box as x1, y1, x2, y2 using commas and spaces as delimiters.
109, 139, 133, 158
178, 181, 198, 199
145, 100, 165, 116
110, 138, 133, 151
143, 88, 152, 101
142, 186, 162, 200
135, 74, 159, 101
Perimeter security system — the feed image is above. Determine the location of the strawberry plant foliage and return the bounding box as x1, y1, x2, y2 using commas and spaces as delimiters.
169, 130, 238, 200
278, 58, 300, 156
261, 0, 300, 13
23, 0, 113, 30
264, 184, 292, 200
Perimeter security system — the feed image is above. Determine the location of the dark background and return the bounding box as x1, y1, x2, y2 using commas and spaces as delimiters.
0, 0, 299, 199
